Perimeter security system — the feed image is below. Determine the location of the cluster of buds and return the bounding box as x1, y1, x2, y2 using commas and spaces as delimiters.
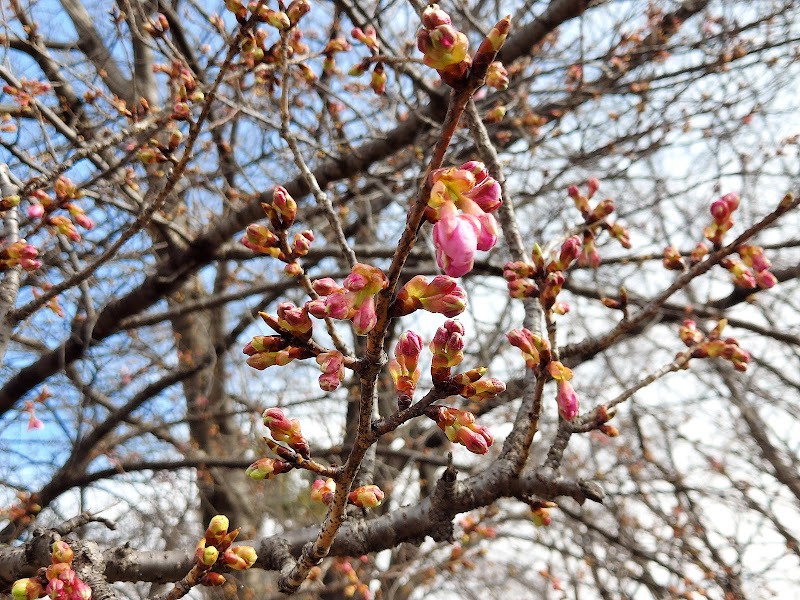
143, 12, 170, 37
248, 1, 292, 29
348, 26, 386, 94
262, 407, 310, 458
307, 263, 388, 335
348, 484, 384, 508
506, 328, 551, 371
260, 303, 312, 340
242, 334, 312, 370
0, 240, 40, 271
332, 559, 372, 600
704, 192, 740, 247
316, 350, 345, 391
567, 178, 631, 267
2, 79, 51, 108
452, 368, 506, 402
246, 457, 293, 480
529, 500, 558, 527
725, 244, 777, 289
486, 62, 509, 90
391, 275, 467, 318
26, 177, 94, 241
416, 4, 471, 84
679, 319, 750, 372
194, 515, 257, 587
429, 320, 465, 383
242, 187, 313, 272
425, 161, 502, 277
425, 406, 493, 454
601, 287, 629, 314
310, 478, 336, 504
13, 541, 91, 600
502, 243, 569, 310
389, 331, 423, 409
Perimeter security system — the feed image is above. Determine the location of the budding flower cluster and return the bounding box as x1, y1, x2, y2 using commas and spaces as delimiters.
246, 457, 293, 480
348, 484, 384, 508
565, 178, 630, 268
389, 331, 423, 407
0, 240, 40, 271
416, 4, 470, 84
194, 515, 257, 585
13, 541, 91, 600
426, 406, 494, 454
307, 263, 388, 335
726, 244, 777, 289
242, 335, 311, 370
317, 350, 345, 391
392, 275, 467, 318
704, 192, 739, 247
310, 478, 336, 504
262, 407, 310, 458
506, 328, 551, 369
426, 161, 502, 278
430, 320, 465, 382
260, 303, 313, 340
680, 319, 750, 372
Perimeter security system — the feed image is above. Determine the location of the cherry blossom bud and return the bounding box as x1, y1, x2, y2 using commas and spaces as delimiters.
284, 262, 302, 276
286, 0, 310, 25
452, 367, 487, 386
485, 62, 509, 90
589, 198, 615, 222
755, 270, 777, 289
272, 186, 297, 227
351, 26, 379, 51
600, 424, 619, 437
662, 246, 684, 270
12, 578, 44, 600
317, 350, 345, 391
540, 271, 565, 309
430, 320, 465, 380
506, 328, 550, 369
205, 515, 229, 546
690, 242, 708, 265
679, 319, 703, 346
421, 4, 451, 28
348, 485, 384, 508
552, 235, 581, 271
27, 203, 45, 219
48, 215, 80, 241
609, 221, 631, 249
479, 14, 511, 54
312, 277, 341, 296
246, 457, 292, 480
51, 541, 74, 565
311, 478, 336, 504
484, 106, 506, 123
197, 542, 219, 567
0, 194, 20, 210
200, 573, 226, 587
460, 377, 506, 401
223, 546, 258, 570
557, 380, 579, 420
394, 331, 423, 375
242, 223, 280, 256
371, 62, 387, 95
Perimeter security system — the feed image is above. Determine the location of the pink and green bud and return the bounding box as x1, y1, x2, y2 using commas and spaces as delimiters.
690, 242, 708, 265
427, 407, 493, 454
352, 297, 377, 335
312, 277, 341, 296
310, 478, 336, 504
506, 328, 550, 369
547, 361, 573, 382
48, 215, 80, 241
551, 235, 581, 271
485, 105, 507, 123
589, 198, 615, 222
348, 485, 384, 508
292, 230, 313, 257
196, 542, 219, 567
348, 58, 371, 77
51, 541, 74, 565
452, 366, 487, 386
755, 269, 777, 289
351, 26, 379, 51
460, 377, 506, 401
421, 4, 451, 28
12, 578, 44, 600
723, 258, 756, 288
394, 331, 423, 375
0, 194, 20, 210
286, 0, 310, 25
556, 380, 580, 420
262, 303, 313, 339
263, 408, 310, 457
587, 177, 600, 198
200, 573, 226, 587
609, 221, 631, 249
242, 223, 281, 256
479, 15, 511, 54
662, 246, 684, 271
679, 319, 703, 346
485, 61, 509, 90
223, 546, 257, 570
324, 38, 351, 53
262, 8, 291, 30
738, 244, 771, 272
430, 320, 465, 380
205, 515, 229, 546
540, 271, 565, 309
317, 350, 345, 391
272, 186, 297, 227
418, 24, 469, 71
393, 275, 467, 317
246, 457, 292, 480
371, 63, 387, 95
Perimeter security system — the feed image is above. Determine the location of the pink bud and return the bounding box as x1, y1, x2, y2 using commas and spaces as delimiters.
348, 484, 384, 508
311, 478, 336, 504
312, 277, 340, 296
27, 203, 44, 219
557, 380, 579, 420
